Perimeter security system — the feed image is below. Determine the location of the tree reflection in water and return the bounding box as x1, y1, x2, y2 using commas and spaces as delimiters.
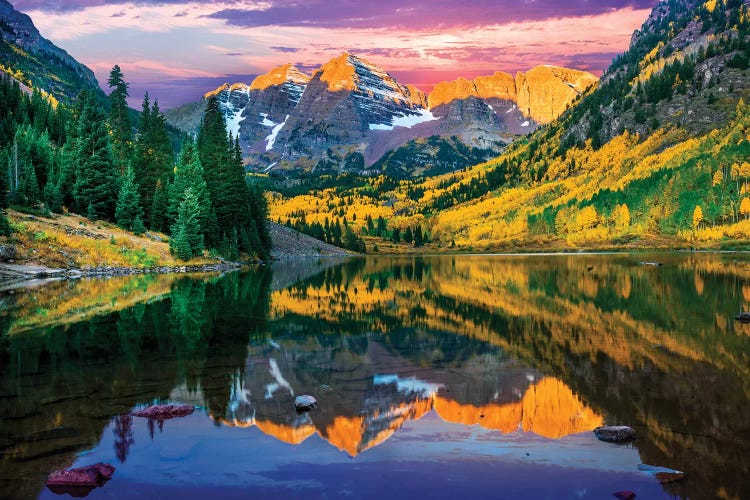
0, 253, 748, 499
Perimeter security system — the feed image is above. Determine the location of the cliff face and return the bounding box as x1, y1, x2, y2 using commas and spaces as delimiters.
515, 66, 599, 123
429, 66, 598, 125
0, 0, 102, 102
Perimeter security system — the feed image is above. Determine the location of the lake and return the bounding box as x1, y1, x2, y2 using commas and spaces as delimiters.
1, 253, 749, 499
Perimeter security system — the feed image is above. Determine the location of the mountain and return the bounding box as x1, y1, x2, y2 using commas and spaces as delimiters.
0, 0, 103, 103
165, 53, 597, 178
270, 0, 750, 251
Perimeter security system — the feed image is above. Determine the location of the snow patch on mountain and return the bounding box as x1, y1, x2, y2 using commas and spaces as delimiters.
259, 113, 276, 127
369, 109, 439, 131
266, 115, 289, 151
226, 105, 246, 138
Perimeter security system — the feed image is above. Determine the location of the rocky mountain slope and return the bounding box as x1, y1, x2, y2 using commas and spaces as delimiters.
270, 0, 750, 251
166, 53, 597, 179
0, 0, 103, 103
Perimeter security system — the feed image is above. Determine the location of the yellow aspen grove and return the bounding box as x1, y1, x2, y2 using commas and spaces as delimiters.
693, 205, 704, 230
613, 204, 631, 231
742, 162, 750, 183
576, 206, 599, 231
741, 198, 750, 220
712, 169, 723, 186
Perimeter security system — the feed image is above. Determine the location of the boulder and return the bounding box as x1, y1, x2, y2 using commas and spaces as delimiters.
637, 464, 685, 483
294, 395, 317, 411
594, 426, 636, 443
131, 404, 194, 420
46, 463, 115, 497
0, 244, 16, 262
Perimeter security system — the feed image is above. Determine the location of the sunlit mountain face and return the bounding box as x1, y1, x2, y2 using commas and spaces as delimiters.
1, 253, 749, 498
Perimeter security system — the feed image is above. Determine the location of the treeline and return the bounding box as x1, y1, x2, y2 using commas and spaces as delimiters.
284, 215, 366, 253
0, 66, 271, 260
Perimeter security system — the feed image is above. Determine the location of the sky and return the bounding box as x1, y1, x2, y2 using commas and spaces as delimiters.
10, 1, 658, 109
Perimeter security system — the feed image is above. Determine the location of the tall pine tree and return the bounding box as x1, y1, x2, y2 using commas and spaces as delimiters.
170, 187, 204, 261
115, 165, 144, 232
107, 65, 132, 174
168, 139, 211, 233
72, 95, 117, 220
132, 93, 173, 227
190, 95, 272, 259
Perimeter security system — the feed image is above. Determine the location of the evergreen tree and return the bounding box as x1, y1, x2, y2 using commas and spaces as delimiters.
107, 65, 132, 174
0, 212, 10, 236
115, 166, 144, 232
150, 179, 168, 232
168, 139, 210, 230
413, 225, 424, 247
247, 182, 271, 257
72, 96, 117, 220
43, 173, 63, 213
190, 96, 272, 259
18, 159, 40, 205
0, 149, 8, 209
404, 226, 413, 244
196, 96, 227, 201
170, 187, 204, 261
132, 93, 173, 226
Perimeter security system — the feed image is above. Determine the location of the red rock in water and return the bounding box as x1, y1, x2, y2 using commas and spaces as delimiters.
614, 491, 636, 499
131, 404, 194, 420
46, 463, 115, 497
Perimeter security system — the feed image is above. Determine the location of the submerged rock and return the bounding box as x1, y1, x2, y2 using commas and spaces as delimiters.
131, 404, 194, 420
594, 426, 636, 443
294, 395, 317, 411
613, 492, 636, 500
638, 464, 685, 483
46, 463, 115, 497
735, 312, 750, 323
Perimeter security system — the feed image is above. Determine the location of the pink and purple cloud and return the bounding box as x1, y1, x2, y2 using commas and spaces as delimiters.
10, 0, 657, 108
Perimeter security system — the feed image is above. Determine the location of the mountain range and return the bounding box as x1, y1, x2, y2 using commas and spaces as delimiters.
165, 54, 597, 179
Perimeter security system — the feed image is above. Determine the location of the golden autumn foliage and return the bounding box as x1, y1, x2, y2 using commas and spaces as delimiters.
269, 96, 750, 251
4, 209, 214, 268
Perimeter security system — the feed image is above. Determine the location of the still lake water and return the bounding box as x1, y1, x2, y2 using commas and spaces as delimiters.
1, 253, 749, 499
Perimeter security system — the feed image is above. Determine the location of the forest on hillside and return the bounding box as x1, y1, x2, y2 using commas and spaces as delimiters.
0, 66, 271, 261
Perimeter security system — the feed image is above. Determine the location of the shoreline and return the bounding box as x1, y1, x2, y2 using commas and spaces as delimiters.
0, 261, 248, 290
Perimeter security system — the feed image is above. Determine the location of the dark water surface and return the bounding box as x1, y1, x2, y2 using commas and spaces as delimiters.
1, 254, 749, 499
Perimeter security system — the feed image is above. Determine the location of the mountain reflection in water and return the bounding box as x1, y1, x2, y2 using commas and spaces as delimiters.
0, 253, 749, 499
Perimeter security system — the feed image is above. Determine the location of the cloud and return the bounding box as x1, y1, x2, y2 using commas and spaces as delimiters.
206, 0, 657, 30
14, 0, 657, 28
15, 0, 655, 107
270, 46, 299, 53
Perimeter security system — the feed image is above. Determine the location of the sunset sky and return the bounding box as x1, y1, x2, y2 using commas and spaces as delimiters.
11, 0, 657, 108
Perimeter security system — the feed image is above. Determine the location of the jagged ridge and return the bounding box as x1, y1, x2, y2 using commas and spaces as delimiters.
166, 53, 596, 178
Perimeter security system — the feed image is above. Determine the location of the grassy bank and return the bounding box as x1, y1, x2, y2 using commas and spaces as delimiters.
1, 209, 216, 269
